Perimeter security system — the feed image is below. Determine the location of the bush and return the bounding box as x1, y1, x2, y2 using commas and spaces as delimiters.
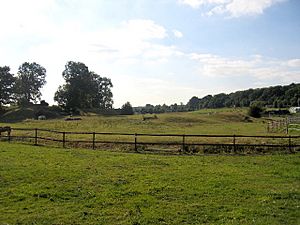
248, 105, 263, 118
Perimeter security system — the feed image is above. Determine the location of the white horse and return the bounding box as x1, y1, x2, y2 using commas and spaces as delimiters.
38, 115, 46, 120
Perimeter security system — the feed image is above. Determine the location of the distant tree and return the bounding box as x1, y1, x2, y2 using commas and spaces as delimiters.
90, 73, 114, 109
170, 103, 178, 112
161, 104, 170, 113
199, 95, 213, 108
131, 83, 300, 115
144, 104, 154, 114
121, 102, 134, 115
187, 96, 200, 111
209, 93, 228, 108
54, 61, 113, 110
248, 105, 263, 118
285, 85, 300, 106
0, 66, 15, 107
154, 104, 163, 114
248, 102, 264, 118
250, 101, 265, 108
178, 102, 187, 112
14, 62, 46, 104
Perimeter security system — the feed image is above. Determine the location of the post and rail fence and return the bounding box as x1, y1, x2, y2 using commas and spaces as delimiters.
267, 116, 300, 134
1, 127, 299, 154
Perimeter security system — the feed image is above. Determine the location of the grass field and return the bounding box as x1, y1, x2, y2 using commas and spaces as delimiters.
1, 108, 298, 153
0, 108, 269, 135
1, 108, 298, 135
1, 143, 299, 224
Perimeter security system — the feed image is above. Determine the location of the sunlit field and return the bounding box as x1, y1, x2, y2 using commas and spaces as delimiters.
0, 108, 277, 135
1, 143, 299, 224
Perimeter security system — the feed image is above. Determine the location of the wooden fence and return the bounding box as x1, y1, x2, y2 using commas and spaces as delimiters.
1, 128, 300, 154
288, 116, 300, 124
267, 116, 300, 134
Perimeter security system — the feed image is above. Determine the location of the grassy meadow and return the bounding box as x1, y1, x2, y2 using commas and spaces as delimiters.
1, 107, 298, 136
0, 108, 269, 135
1, 107, 298, 153
1, 143, 299, 224
0, 108, 299, 224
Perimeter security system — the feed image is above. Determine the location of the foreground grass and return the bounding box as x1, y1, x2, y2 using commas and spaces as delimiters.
1, 143, 299, 224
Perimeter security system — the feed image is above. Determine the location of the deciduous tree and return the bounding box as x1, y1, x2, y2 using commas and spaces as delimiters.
121, 102, 134, 115
0, 66, 15, 107
54, 61, 113, 110
15, 62, 46, 104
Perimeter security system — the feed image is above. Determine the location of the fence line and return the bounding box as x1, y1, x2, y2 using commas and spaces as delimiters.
288, 116, 300, 124
1, 127, 300, 154
11, 127, 300, 138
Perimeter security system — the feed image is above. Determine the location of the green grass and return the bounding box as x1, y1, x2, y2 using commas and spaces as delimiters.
1, 107, 298, 136
0, 108, 269, 135
1, 143, 299, 224
1, 108, 298, 152
1, 108, 298, 151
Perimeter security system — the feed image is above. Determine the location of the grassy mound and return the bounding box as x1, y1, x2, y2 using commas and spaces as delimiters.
0, 106, 62, 122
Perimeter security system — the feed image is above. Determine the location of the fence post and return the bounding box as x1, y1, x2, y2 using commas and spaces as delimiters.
233, 134, 236, 152
8, 129, 11, 143
182, 134, 185, 152
134, 133, 137, 152
286, 117, 289, 134
62, 132, 66, 148
288, 135, 292, 152
92, 132, 96, 150
34, 128, 38, 146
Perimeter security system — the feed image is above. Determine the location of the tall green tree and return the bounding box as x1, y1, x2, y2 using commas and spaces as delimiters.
121, 102, 134, 115
15, 62, 46, 104
0, 66, 15, 107
54, 61, 113, 110
187, 96, 200, 111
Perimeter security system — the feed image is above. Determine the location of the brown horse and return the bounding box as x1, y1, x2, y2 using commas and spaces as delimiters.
0, 126, 11, 136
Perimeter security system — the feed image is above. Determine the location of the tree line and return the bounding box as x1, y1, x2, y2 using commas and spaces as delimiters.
0, 61, 113, 112
186, 83, 300, 111
1, 61, 299, 115
135, 83, 300, 114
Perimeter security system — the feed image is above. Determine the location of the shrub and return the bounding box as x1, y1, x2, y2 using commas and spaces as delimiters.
248, 105, 263, 118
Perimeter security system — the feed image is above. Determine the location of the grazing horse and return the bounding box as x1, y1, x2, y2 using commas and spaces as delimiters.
38, 115, 46, 120
0, 126, 11, 136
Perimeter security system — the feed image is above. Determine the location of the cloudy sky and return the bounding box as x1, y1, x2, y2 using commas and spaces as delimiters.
0, 0, 299, 107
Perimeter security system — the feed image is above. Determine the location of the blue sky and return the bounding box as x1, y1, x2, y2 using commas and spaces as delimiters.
0, 0, 299, 107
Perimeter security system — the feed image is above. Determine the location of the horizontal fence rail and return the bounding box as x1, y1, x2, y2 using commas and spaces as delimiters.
0, 128, 299, 154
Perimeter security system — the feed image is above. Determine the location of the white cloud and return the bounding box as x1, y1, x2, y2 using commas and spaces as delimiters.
8, 18, 183, 106
224, 0, 286, 17
0, 0, 58, 39
179, 0, 286, 17
122, 20, 167, 40
190, 53, 300, 83
173, 29, 183, 38
0, 1, 298, 107
286, 59, 300, 67
179, 0, 229, 8
89, 19, 174, 62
